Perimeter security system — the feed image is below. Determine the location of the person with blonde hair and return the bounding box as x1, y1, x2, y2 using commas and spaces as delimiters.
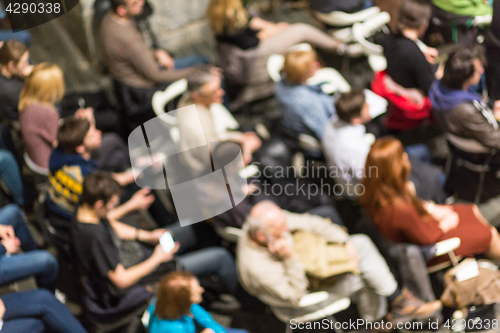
275, 49, 334, 140
19, 63, 64, 172
148, 271, 248, 333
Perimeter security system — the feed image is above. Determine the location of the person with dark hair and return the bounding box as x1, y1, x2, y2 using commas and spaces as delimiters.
147, 271, 248, 333
46, 115, 135, 221
177, 66, 261, 176
323, 89, 445, 202
429, 46, 500, 152
0, 39, 32, 121
73, 172, 240, 309
378, 0, 438, 132
99, 0, 208, 119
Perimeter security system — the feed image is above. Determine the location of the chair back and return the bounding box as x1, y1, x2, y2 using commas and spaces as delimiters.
314, 6, 381, 27
351, 12, 391, 56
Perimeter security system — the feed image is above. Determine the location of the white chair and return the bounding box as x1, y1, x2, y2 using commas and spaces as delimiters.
427, 237, 462, 274
314, 6, 381, 27
351, 11, 391, 56
259, 292, 351, 333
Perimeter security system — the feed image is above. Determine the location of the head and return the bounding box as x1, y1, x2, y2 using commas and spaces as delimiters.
81, 172, 122, 217
111, 0, 144, 19
187, 66, 224, 106
335, 88, 370, 125
18, 63, 65, 111
282, 50, 320, 84
207, 0, 248, 35
155, 272, 204, 320
359, 138, 426, 219
397, 0, 431, 37
247, 201, 288, 246
441, 46, 485, 91
0, 39, 29, 77
57, 116, 102, 156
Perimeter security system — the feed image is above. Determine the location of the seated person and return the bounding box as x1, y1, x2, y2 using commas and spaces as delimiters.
207, 0, 345, 108
322, 88, 445, 202
380, 0, 439, 132
0, 204, 58, 292
275, 49, 335, 141
19, 63, 64, 172
429, 46, 500, 153
46, 116, 135, 222
0, 39, 32, 121
359, 138, 500, 264
74, 172, 239, 308
237, 200, 441, 323
177, 66, 261, 176
0, 289, 87, 333
148, 272, 248, 333
99, 0, 207, 118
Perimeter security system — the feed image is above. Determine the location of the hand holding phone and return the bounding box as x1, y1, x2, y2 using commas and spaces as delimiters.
159, 231, 176, 253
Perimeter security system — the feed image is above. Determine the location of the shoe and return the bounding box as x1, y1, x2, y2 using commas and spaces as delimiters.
389, 288, 442, 322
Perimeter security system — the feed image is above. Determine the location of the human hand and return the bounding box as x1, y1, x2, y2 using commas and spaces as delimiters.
423, 47, 439, 65
153, 242, 180, 263
113, 170, 136, 186
201, 329, 216, 333
493, 100, 500, 119
0, 299, 5, 320
0, 225, 15, 240
344, 240, 360, 270
1, 237, 20, 254
128, 188, 155, 211
75, 107, 95, 125
155, 49, 175, 70
23, 64, 34, 77
438, 213, 459, 233
269, 237, 294, 260
144, 228, 168, 245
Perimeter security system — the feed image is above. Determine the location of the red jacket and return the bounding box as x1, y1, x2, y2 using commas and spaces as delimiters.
371, 71, 433, 131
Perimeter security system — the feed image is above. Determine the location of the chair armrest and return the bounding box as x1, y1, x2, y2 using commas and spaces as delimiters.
434, 237, 461, 257
298, 291, 329, 307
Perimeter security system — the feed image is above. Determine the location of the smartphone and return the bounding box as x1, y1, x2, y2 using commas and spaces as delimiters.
159, 231, 175, 252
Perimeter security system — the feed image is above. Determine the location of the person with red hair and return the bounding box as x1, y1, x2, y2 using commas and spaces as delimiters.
360, 137, 500, 262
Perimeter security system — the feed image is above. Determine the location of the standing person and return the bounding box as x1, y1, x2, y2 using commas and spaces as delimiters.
19, 63, 64, 173
148, 272, 248, 333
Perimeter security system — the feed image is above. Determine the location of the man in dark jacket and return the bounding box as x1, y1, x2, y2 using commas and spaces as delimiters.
429, 47, 500, 153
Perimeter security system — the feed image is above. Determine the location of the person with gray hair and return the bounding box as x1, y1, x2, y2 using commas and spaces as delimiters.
237, 200, 442, 324
177, 65, 261, 176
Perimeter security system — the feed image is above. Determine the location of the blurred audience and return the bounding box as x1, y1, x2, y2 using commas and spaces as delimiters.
237, 201, 441, 323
